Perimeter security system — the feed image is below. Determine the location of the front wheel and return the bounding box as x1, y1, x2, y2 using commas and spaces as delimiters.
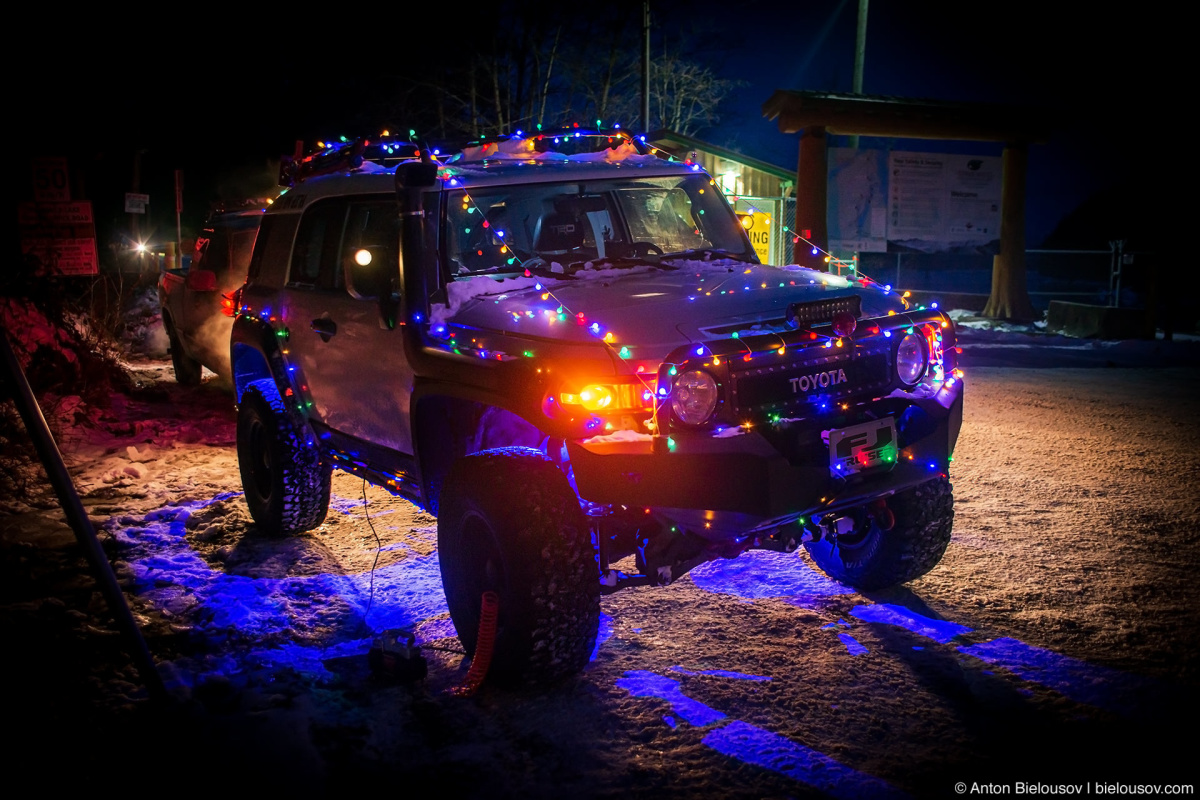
437, 447, 600, 687
804, 476, 954, 590
236, 379, 331, 536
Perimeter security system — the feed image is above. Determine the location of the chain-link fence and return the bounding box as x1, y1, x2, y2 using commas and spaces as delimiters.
856, 247, 1165, 312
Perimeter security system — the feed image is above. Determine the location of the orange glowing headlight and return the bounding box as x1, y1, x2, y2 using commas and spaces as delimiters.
558, 381, 655, 413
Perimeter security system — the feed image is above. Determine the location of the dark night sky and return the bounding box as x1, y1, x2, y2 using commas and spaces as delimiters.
16, 1, 1163, 252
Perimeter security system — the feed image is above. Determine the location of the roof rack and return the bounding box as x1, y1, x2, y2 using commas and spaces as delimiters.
279, 135, 429, 187
451, 126, 656, 163
277, 126, 666, 187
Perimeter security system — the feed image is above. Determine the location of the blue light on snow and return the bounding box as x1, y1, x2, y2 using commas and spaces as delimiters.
702, 721, 910, 800
851, 603, 972, 643
417, 616, 458, 642
616, 671, 727, 727
589, 612, 615, 662
117, 493, 450, 683
838, 633, 869, 656
618, 670, 906, 798
689, 550, 848, 603
958, 637, 1156, 716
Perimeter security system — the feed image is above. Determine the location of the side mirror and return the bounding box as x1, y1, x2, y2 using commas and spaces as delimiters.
394, 161, 438, 189
185, 269, 217, 292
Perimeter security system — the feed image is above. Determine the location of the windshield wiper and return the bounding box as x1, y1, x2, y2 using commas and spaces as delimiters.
568, 255, 642, 271
568, 253, 681, 272
519, 257, 576, 280
663, 248, 742, 261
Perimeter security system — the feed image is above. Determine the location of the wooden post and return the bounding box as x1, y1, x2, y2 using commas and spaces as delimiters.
982, 142, 1035, 321
793, 126, 829, 270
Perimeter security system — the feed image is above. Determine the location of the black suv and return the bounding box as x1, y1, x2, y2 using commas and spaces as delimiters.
230, 130, 963, 685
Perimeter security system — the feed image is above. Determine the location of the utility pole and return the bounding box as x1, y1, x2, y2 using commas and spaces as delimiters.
849, 0, 868, 148
174, 169, 183, 266
130, 149, 144, 246
642, 0, 651, 133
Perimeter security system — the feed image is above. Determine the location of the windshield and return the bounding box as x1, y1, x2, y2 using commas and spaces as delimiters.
445, 174, 754, 275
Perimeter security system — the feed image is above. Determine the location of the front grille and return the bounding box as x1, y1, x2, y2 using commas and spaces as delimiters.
729, 347, 890, 418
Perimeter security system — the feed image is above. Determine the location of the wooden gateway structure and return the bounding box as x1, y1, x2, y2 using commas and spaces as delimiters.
762, 90, 1052, 320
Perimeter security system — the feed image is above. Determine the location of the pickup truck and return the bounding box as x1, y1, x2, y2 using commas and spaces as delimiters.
157, 208, 263, 384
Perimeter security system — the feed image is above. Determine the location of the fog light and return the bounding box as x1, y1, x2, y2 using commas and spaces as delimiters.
671, 370, 718, 425
895, 332, 928, 386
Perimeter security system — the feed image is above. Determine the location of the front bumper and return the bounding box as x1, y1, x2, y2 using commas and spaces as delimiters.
568, 381, 962, 535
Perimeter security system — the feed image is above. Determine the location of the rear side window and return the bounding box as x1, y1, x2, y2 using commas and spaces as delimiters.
228, 225, 260, 274
342, 200, 400, 295
191, 229, 214, 272
246, 214, 300, 286
290, 201, 348, 290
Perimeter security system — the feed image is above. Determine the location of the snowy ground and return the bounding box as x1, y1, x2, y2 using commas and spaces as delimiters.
2, 313, 1199, 798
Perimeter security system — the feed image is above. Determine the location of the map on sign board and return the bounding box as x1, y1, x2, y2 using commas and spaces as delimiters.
826, 148, 1001, 256
886, 151, 1001, 254
827, 148, 888, 256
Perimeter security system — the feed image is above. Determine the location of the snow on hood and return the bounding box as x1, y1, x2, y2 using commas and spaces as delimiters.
427, 257, 906, 359
428, 255, 753, 326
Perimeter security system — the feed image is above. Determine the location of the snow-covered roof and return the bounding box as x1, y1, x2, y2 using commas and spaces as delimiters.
279, 128, 701, 197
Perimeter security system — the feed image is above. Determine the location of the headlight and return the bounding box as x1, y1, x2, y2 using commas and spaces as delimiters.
895, 332, 929, 386
671, 369, 719, 425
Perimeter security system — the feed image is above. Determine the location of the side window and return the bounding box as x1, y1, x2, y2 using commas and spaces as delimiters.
229, 227, 259, 275
191, 233, 212, 273
246, 214, 300, 285
203, 227, 232, 273
446, 192, 518, 275
289, 201, 347, 290
343, 200, 399, 299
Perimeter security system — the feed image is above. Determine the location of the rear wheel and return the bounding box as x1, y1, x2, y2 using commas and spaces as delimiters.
165, 318, 202, 386
437, 447, 600, 687
236, 379, 331, 536
804, 476, 954, 590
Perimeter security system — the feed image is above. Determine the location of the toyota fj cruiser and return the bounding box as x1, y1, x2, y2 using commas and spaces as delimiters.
230, 129, 963, 686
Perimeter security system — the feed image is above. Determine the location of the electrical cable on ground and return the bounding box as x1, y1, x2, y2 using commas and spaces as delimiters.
360, 478, 382, 628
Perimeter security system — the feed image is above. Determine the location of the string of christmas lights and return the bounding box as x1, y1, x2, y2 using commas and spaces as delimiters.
245, 127, 962, 448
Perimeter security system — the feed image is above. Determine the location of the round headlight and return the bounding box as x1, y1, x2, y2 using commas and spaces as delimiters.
671, 369, 719, 425
895, 332, 929, 386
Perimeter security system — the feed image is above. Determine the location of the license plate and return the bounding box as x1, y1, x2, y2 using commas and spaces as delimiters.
826, 417, 897, 475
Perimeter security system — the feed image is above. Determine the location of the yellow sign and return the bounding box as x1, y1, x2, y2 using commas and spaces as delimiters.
739, 211, 773, 264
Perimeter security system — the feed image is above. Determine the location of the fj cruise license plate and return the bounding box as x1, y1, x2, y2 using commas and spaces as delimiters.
827, 417, 897, 475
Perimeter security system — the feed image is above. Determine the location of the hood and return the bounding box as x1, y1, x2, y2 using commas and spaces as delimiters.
430, 257, 908, 364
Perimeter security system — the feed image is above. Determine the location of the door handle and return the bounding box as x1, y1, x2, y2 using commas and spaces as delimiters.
311, 317, 337, 342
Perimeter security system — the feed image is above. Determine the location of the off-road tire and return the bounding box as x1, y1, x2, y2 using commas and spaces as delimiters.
804, 476, 954, 590
236, 378, 331, 536
437, 447, 600, 687
165, 317, 202, 386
